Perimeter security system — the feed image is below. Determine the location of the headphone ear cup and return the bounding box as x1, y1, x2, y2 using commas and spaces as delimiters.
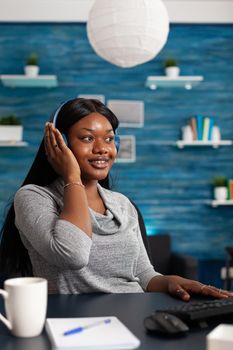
114, 135, 120, 153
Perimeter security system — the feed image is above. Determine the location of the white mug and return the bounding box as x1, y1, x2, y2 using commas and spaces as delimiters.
0, 277, 48, 337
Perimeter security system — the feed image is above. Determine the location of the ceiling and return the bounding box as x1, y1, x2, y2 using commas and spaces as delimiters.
0, 0, 232, 23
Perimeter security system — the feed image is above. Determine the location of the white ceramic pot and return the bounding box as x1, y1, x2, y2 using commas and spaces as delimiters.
0, 125, 23, 141
24, 65, 40, 77
182, 125, 193, 142
165, 66, 180, 78
214, 187, 228, 201
211, 126, 221, 142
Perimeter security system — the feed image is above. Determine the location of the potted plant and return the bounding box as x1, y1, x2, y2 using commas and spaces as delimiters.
164, 58, 180, 78
0, 115, 23, 142
24, 53, 39, 77
212, 176, 228, 201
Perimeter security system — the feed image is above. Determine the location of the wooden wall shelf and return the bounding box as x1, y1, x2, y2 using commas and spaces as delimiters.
0, 141, 28, 147
210, 200, 233, 208
145, 76, 203, 90
0, 75, 58, 88
176, 140, 233, 148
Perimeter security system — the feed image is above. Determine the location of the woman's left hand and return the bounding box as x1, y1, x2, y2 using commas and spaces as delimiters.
167, 275, 233, 301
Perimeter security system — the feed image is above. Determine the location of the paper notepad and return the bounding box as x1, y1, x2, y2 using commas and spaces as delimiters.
45, 316, 141, 350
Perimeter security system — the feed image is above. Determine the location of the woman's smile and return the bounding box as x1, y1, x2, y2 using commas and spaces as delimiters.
88, 156, 110, 169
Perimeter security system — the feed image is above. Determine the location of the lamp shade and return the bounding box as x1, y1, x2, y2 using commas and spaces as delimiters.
87, 0, 169, 68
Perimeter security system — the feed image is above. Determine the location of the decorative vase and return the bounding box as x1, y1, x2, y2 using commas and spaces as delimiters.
165, 66, 180, 78
182, 125, 193, 142
24, 65, 40, 77
214, 187, 228, 201
211, 126, 221, 142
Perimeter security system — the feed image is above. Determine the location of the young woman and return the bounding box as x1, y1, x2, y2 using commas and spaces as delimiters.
0, 98, 232, 299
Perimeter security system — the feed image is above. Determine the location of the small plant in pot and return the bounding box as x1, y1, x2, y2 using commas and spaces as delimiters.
0, 115, 23, 142
212, 176, 228, 201
0, 115, 21, 125
164, 58, 180, 78
24, 53, 39, 77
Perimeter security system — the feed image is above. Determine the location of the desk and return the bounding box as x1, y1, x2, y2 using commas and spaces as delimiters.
0, 292, 231, 350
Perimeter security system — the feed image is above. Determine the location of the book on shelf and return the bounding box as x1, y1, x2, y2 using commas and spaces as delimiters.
203, 117, 210, 141
228, 179, 233, 200
196, 114, 203, 141
190, 117, 198, 140
208, 117, 214, 140
188, 115, 215, 142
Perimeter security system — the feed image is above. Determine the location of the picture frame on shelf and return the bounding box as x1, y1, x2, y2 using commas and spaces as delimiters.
77, 94, 105, 104
116, 135, 136, 163
107, 100, 144, 128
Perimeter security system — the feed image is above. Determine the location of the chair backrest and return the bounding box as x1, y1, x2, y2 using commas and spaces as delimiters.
130, 201, 152, 262
130, 202, 171, 273
129, 202, 198, 278
148, 235, 171, 274
224, 246, 233, 290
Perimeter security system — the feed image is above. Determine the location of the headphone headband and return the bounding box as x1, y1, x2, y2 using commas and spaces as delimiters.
53, 100, 71, 127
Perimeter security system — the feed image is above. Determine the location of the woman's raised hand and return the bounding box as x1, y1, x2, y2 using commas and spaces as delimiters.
44, 122, 81, 182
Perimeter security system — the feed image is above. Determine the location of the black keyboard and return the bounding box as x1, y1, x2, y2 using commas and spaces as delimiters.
156, 298, 233, 322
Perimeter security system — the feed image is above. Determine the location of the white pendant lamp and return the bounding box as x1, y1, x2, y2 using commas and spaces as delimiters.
87, 0, 169, 68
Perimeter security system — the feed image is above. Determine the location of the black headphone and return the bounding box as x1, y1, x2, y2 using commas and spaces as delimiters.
52, 100, 120, 152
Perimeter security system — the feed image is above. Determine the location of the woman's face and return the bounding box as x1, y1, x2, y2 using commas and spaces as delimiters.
67, 113, 117, 182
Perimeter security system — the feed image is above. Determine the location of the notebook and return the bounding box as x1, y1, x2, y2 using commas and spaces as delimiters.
45, 316, 141, 350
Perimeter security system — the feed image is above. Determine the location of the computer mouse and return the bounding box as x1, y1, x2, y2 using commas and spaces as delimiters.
144, 312, 189, 336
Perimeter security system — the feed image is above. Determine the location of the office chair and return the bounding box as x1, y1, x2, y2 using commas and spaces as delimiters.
132, 202, 198, 280
131, 201, 153, 262
148, 234, 198, 280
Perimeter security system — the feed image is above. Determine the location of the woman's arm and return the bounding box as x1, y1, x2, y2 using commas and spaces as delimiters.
14, 185, 92, 269
45, 123, 92, 237
146, 275, 233, 300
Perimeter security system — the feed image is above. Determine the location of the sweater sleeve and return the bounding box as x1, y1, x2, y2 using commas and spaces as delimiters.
14, 185, 92, 269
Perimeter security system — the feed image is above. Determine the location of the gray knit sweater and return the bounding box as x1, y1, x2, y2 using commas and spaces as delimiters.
14, 179, 159, 294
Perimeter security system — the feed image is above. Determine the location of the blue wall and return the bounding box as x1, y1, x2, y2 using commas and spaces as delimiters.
0, 23, 233, 285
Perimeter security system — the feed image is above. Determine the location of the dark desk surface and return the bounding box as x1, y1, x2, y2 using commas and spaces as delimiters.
0, 292, 232, 350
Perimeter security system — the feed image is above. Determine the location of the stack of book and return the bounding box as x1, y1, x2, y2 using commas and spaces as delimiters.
188, 115, 216, 141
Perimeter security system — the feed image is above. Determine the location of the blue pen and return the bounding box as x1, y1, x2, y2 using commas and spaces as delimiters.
63, 318, 111, 336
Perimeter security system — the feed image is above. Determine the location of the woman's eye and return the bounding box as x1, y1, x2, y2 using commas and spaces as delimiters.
106, 136, 114, 143
81, 136, 94, 142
